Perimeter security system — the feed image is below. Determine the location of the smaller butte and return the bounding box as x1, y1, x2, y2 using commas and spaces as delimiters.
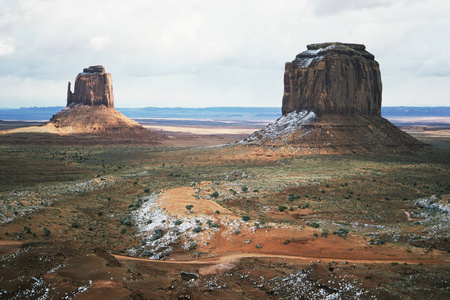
42, 66, 164, 140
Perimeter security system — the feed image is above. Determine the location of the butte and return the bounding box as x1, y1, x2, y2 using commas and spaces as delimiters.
241, 42, 425, 154
44, 65, 163, 141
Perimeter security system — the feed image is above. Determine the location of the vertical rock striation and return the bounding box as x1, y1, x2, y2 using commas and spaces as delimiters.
67, 65, 114, 108
282, 43, 382, 116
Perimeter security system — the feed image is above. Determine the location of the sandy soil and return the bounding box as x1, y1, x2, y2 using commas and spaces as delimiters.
158, 186, 237, 218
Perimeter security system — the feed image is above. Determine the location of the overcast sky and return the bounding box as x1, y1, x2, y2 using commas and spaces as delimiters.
0, 0, 449, 108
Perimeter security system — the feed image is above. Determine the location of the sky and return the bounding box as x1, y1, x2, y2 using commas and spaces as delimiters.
0, 0, 449, 108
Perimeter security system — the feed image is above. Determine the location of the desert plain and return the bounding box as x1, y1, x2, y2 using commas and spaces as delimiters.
0, 118, 448, 300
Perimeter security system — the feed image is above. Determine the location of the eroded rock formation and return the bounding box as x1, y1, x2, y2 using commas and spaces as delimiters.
282, 43, 381, 116
241, 43, 425, 154
67, 65, 114, 108
43, 66, 165, 141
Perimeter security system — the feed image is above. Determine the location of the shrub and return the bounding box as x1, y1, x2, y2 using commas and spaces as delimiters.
192, 226, 204, 233
288, 193, 300, 201
215, 210, 220, 215
235, 230, 241, 235
144, 188, 150, 193
174, 219, 182, 225
120, 218, 132, 226
209, 222, 221, 228
120, 228, 126, 234
188, 242, 198, 250
210, 191, 219, 198
309, 222, 320, 228
229, 189, 237, 195
97, 211, 103, 217
321, 230, 329, 238
313, 233, 318, 238
241, 186, 248, 193
242, 215, 251, 221
71, 223, 79, 229
186, 204, 194, 211
43, 228, 51, 237
333, 228, 349, 237
24, 226, 31, 234
149, 228, 164, 241
88, 226, 93, 231
278, 205, 287, 212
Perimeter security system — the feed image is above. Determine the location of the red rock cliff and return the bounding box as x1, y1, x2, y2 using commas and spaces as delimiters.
67, 65, 114, 108
282, 43, 382, 116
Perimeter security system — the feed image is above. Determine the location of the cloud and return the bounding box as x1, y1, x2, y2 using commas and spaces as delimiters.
89, 35, 112, 51
0, 0, 449, 108
0, 38, 15, 56
312, 0, 398, 16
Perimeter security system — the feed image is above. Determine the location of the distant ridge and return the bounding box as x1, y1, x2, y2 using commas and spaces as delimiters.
0, 106, 448, 122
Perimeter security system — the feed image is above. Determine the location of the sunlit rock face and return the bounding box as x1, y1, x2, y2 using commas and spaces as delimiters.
67, 65, 114, 108
282, 43, 382, 116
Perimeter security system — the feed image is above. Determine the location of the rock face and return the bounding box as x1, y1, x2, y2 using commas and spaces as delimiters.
282, 43, 382, 116
44, 66, 165, 142
67, 65, 114, 108
241, 43, 425, 154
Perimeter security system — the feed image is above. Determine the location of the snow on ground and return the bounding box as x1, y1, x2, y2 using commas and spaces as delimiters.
268, 268, 373, 299
130, 193, 221, 259
239, 110, 316, 144
0, 176, 115, 225
412, 195, 450, 238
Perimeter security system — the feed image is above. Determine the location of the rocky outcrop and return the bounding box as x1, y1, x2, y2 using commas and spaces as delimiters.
43, 66, 166, 142
282, 43, 382, 116
241, 42, 425, 154
67, 65, 114, 108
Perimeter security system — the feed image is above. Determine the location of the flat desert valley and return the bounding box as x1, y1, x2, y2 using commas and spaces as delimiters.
0, 117, 449, 299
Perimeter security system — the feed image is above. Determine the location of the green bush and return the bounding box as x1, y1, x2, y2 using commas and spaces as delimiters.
321, 230, 329, 238
120, 219, 132, 226
209, 222, 221, 228
71, 223, 79, 229
333, 228, 349, 237
24, 226, 31, 234
186, 204, 194, 211
309, 222, 320, 228
43, 228, 51, 237
174, 219, 182, 225
215, 210, 220, 215
241, 186, 248, 193
242, 215, 251, 221
192, 226, 204, 233
210, 191, 219, 198
149, 228, 164, 241
278, 205, 288, 212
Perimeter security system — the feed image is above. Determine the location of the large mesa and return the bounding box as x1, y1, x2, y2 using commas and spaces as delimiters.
282, 42, 381, 116
242, 42, 425, 154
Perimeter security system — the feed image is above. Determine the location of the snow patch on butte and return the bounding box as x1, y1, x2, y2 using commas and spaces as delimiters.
239, 110, 316, 144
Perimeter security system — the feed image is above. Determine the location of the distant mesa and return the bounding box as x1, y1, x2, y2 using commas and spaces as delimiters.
242, 42, 425, 154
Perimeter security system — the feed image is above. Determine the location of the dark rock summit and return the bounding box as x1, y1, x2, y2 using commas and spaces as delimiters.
282, 42, 381, 116
242, 42, 425, 154
67, 65, 114, 108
